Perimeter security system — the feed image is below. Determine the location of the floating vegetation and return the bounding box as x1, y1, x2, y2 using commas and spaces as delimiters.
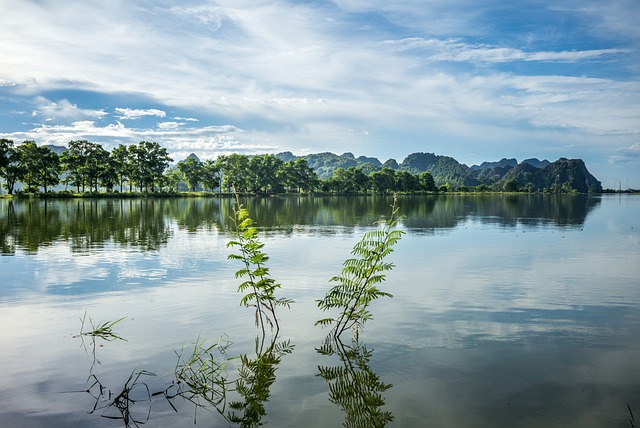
75, 311, 127, 342
73, 311, 127, 371
173, 336, 235, 420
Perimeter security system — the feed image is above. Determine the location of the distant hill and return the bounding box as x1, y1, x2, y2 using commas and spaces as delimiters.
470, 158, 518, 170
275, 151, 601, 193
43, 144, 67, 155
501, 158, 601, 193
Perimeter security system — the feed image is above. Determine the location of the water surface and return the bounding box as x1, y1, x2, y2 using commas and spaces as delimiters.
1, 194, 638, 427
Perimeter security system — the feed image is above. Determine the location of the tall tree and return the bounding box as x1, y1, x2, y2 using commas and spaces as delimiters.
0, 139, 22, 194
201, 159, 221, 192
60, 140, 106, 192
16, 141, 41, 192
110, 144, 132, 192
36, 145, 60, 192
418, 172, 436, 192
177, 156, 203, 191
217, 153, 250, 192
369, 168, 396, 193
128, 141, 172, 192
248, 154, 284, 193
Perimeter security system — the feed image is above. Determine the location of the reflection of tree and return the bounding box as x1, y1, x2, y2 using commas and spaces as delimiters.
317, 335, 393, 428
0, 194, 602, 255
159, 333, 293, 426
226, 335, 294, 427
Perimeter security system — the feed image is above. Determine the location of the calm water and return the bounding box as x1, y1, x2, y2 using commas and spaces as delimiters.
0, 195, 639, 427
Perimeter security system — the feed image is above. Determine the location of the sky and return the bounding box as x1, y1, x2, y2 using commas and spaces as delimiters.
0, 0, 639, 189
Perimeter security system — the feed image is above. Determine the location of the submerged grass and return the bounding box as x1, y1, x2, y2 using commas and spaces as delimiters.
75, 311, 127, 342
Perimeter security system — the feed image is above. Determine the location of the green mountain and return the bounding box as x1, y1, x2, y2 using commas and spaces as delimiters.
500, 158, 602, 193
275, 151, 602, 193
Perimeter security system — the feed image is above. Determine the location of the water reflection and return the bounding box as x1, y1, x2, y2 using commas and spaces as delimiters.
317, 335, 394, 427
0, 195, 601, 255
72, 321, 293, 427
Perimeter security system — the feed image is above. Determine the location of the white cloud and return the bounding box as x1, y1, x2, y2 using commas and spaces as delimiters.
0, 0, 638, 185
115, 108, 166, 120
31, 97, 105, 121
388, 37, 630, 63
157, 122, 183, 130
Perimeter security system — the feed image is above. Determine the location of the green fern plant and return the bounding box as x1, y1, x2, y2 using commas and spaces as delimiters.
316, 195, 404, 338
227, 200, 293, 335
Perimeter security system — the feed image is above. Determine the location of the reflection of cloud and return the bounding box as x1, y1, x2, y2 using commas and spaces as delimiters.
33, 243, 109, 288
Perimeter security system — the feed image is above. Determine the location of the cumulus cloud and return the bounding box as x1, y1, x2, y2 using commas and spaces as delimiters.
115, 108, 166, 120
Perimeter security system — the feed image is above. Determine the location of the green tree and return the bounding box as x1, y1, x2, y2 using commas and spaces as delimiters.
395, 170, 420, 192
201, 159, 221, 193
248, 154, 284, 193
0, 140, 24, 195
36, 145, 60, 192
109, 144, 132, 192
177, 156, 203, 191
0, 139, 16, 194
218, 154, 250, 193
279, 158, 320, 193
503, 179, 519, 192
129, 141, 172, 192
369, 168, 396, 193
16, 141, 42, 192
163, 167, 183, 193
418, 172, 436, 192
59, 140, 106, 192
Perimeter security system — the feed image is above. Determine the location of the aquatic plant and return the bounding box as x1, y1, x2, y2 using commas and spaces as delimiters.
173, 336, 235, 417
76, 311, 127, 342
227, 199, 293, 335
316, 195, 403, 338
74, 311, 127, 371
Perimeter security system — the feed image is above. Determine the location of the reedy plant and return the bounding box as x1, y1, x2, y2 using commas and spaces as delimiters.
316, 195, 404, 338
227, 198, 293, 335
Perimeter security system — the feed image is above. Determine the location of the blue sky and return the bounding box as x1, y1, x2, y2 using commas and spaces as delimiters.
1, 0, 638, 188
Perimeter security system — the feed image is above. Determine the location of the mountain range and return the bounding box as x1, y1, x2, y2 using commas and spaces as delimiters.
276, 151, 602, 193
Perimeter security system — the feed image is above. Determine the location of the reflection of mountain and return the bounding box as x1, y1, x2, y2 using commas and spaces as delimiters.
0, 195, 601, 255
399, 194, 601, 230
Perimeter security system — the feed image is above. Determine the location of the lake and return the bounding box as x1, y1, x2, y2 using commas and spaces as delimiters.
1, 194, 639, 427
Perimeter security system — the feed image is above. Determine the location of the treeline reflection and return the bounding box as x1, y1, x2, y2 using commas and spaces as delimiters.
0, 195, 600, 255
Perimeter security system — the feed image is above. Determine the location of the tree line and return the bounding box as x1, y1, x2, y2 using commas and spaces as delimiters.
0, 138, 438, 195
